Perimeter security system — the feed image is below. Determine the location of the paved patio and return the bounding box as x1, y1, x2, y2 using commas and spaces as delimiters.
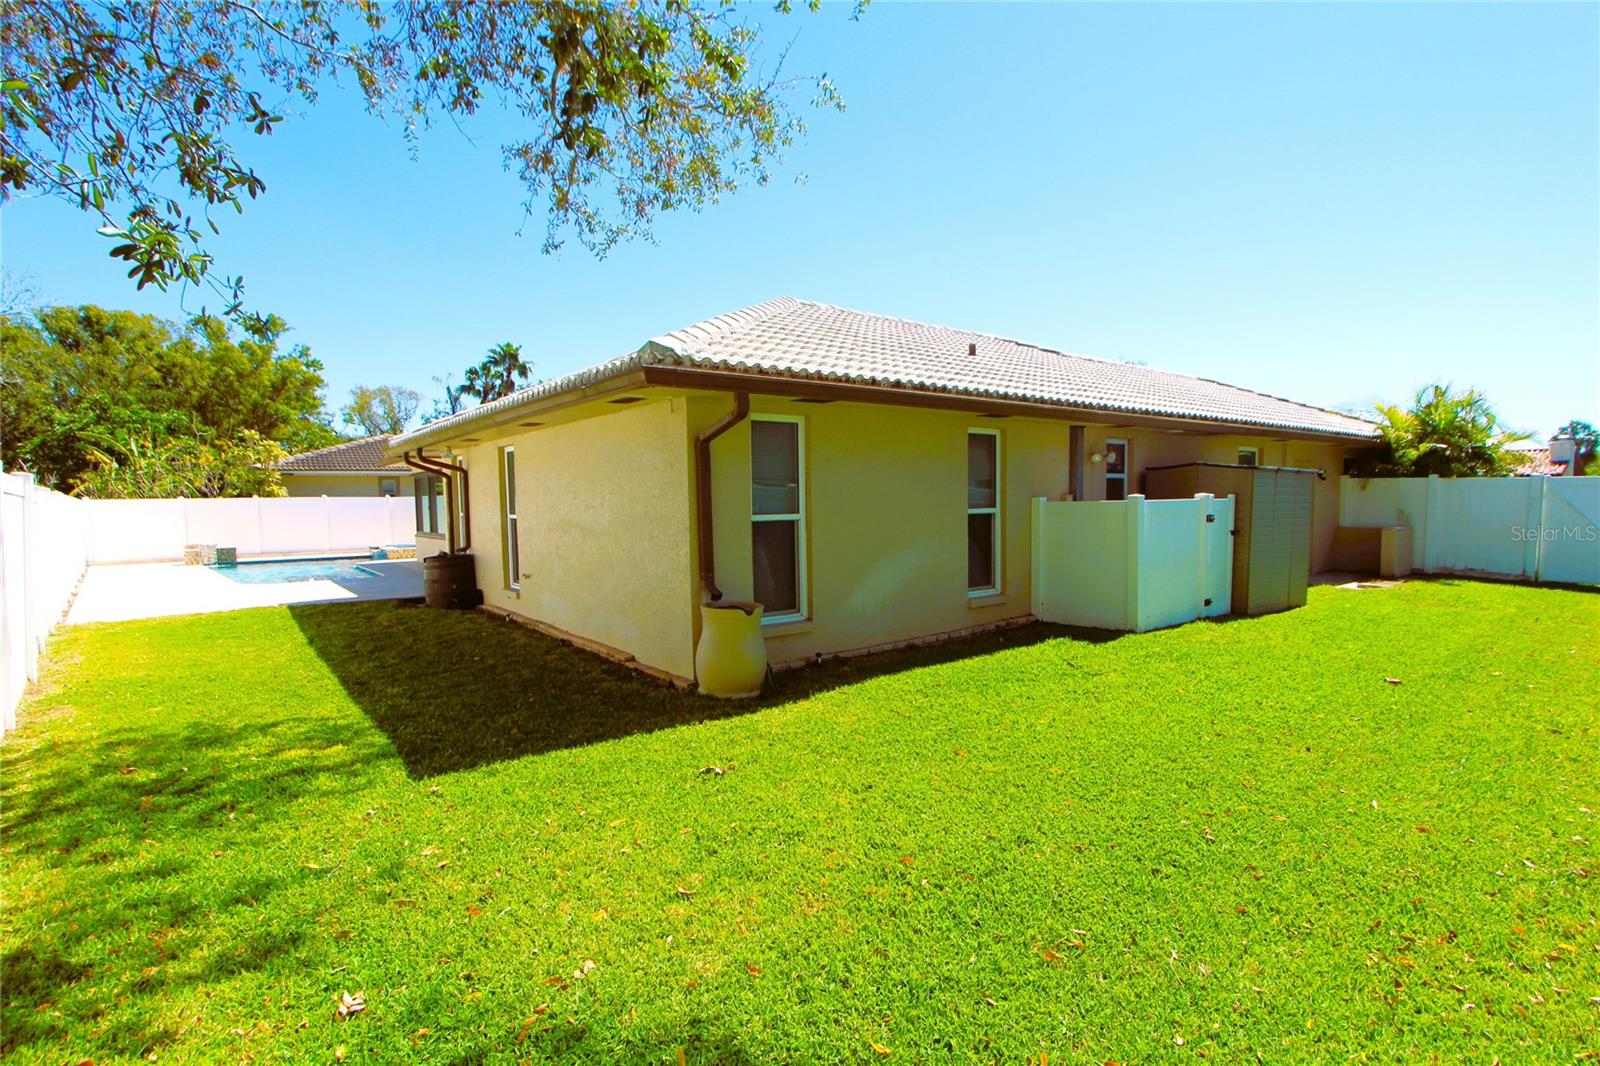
67, 559, 423, 624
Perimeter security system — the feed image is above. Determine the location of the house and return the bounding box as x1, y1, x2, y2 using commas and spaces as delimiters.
388, 298, 1379, 685
276, 435, 418, 498
1506, 436, 1588, 477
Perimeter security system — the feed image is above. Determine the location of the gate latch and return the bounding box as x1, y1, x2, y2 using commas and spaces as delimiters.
1205, 513, 1216, 523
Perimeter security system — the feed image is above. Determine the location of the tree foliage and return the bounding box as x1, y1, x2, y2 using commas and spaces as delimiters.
341, 384, 422, 436
461, 341, 533, 403
0, 1, 845, 332
75, 427, 288, 498
423, 373, 468, 425
1372, 384, 1526, 478
0, 304, 336, 494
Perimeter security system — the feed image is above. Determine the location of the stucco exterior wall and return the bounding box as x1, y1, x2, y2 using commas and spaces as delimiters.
1076, 427, 1350, 572
456, 398, 698, 679
281, 473, 414, 498
431, 389, 1366, 684
699, 397, 1072, 668
697, 399, 1364, 669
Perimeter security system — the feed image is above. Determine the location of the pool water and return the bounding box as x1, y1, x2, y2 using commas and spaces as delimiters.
214, 559, 381, 585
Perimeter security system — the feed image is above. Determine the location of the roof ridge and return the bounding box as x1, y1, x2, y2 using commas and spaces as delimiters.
782, 298, 1375, 427
649, 297, 801, 356
283, 433, 391, 461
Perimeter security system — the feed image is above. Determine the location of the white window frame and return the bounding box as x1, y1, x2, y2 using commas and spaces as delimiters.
1236, 446, 1260, 467
379, 476, 399, 497
750, 414, 807, 625
501, 446, 520, 591
1104, 437, 1129, 501
967, 428, 1001, 598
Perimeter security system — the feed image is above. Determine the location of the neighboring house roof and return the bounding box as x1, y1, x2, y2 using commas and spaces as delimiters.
394, 298, 1380, 450
1508, 446, 1569, 477
278, 435, 412, 473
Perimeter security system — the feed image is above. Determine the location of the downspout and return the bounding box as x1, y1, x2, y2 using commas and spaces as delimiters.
406, 450, 472, 553
694, 392, 750, 602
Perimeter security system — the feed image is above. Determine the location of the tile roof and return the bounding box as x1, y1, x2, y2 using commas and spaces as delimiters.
394, 298, 1379, 449
1509, 446, 1569, 477
278, 435, 411, 473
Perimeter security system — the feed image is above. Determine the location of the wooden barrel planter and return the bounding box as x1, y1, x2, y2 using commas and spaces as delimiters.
423, 552, 481, 609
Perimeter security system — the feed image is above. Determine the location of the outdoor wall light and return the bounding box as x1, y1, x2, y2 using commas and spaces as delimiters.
1091, 452, 1104, 465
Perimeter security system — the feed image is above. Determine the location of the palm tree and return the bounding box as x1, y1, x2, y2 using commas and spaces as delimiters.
1373, 384, 1525, 477
460, 342, 532, 402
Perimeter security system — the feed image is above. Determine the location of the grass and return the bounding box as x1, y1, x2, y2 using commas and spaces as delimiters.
2, 580, 1596, 1064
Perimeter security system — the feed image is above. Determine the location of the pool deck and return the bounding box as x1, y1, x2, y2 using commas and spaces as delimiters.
66, 560, 424, 625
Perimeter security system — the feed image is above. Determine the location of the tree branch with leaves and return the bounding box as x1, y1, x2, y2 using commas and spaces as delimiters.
1, 0, 849, 336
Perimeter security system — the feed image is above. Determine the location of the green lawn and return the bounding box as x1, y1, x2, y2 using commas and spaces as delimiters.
2, 581, 1596, 1064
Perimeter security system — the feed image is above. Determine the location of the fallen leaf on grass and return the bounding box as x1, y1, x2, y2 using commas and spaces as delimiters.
1040, 948, 1063, 963
1384, 678, 1402, 685
675, 886, 695, 898
699, 765, 725, 776
870, 1042, 892, 1056
747, 964, 762, 977
334, 992, 365, 1020
1415, 825, 1432, 834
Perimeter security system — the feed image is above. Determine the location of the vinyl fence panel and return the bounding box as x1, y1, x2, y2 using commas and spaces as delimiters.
1, 474, 91, 732
1339, 476, 1598, 585
81, 496, 417, 563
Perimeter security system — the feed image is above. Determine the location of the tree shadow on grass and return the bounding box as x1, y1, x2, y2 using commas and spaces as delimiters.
288, 600, 1118, 779
0, 714, 383, 1055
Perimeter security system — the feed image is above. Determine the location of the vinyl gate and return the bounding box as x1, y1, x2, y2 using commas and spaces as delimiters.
1031, 493, 1235, 632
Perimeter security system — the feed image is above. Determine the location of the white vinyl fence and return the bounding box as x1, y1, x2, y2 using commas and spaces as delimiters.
2, 481, 418, 732
1, 473, 92, 732
1032, 493, 1234, 632
1340, 475, 1599, 585
86, 495, 417, 563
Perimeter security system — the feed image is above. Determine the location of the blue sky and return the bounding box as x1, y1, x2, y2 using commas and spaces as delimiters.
5, 2, 1596, 436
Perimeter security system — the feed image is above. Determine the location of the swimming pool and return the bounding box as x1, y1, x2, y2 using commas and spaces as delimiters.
213, 558, 382, 585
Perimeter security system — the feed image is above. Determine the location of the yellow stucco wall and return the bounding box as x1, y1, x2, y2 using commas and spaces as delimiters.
1075, 427, 1350, 572
436, 389, 1365, 684
281, 474, 414, 498
454, 398, 698, 679
699, 396, 1072, 667
700, 400, 1362, 668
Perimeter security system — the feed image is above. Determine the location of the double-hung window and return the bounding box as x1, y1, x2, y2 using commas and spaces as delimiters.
413, 474, 445, 536
500, 447, 520, 590
1104, 438, 1129, 501
751, 416, 806, 623
967, 429, 1000, 596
